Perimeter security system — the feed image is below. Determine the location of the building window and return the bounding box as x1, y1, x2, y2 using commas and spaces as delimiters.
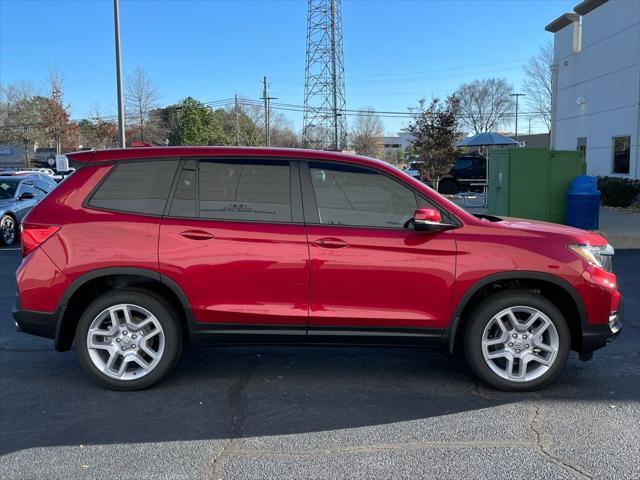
612, 136, 630, 174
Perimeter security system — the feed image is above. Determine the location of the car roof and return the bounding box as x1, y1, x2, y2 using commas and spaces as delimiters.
0, 172, 49, 180
0, 175, 26, 181
65, 146, 392, 171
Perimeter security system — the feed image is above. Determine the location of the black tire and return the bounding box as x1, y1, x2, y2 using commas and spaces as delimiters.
1, 214, 18, 246
75, 288, 182, 390
464, 291, 570, 392
438, 179, 458, 195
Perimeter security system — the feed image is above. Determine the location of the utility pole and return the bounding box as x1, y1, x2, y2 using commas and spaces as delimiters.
113, 0, 126, 148
261, 77, 276, 147
510, 93, 525, 142
234, 94, 240, 146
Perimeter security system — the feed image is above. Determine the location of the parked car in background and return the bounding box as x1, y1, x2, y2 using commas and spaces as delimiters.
14, 147, 621, 392
438, 153, 486, 194
404, 161, 423, 180
0, 173, 57, 246
52, 168, 76, 183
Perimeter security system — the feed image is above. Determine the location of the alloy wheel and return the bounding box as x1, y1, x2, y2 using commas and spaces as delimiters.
481, 306, 559, 382
86, 304, 165, 380
1, 216, 16, 245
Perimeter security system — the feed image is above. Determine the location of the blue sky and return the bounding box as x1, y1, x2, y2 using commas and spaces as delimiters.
0, 0, 576, 134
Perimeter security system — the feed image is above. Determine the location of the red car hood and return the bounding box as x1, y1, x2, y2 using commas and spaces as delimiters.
495, 216, 608, 246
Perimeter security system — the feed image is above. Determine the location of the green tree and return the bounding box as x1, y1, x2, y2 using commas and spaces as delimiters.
165, 97, 229, 146
405, 95, 462, 185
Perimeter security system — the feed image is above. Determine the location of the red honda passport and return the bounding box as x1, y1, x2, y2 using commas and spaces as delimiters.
13, 147, 622, 391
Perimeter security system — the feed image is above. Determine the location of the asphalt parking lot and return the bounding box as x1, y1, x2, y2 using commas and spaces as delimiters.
0, 246, 639, 480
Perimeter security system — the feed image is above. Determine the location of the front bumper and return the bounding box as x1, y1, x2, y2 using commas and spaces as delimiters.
580, 304, 623, 355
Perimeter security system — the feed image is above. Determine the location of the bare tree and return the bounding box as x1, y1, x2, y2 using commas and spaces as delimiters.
229, 102, 264, 146
455, 78, 514, 134
523, 42, 553, 131
269, 110, 300, 148
125, 66, 159, 142
42, 66, 70, 153
89, 105, 118, 149
350, 108, 384, 157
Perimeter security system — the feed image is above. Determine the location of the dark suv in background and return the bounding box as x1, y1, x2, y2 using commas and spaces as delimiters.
437, 153, 486, 194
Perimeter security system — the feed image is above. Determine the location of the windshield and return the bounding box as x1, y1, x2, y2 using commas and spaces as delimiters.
0, 179, 19, 199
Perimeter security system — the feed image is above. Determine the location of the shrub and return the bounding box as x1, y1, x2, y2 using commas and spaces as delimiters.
597, 176, 640, 208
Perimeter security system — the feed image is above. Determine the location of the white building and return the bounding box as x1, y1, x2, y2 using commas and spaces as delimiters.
546, 0, 639, 179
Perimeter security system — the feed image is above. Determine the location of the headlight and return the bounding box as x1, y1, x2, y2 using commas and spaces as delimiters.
568, 244, 614, 272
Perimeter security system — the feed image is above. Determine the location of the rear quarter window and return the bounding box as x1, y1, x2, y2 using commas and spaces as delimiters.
88, 160, 179, 215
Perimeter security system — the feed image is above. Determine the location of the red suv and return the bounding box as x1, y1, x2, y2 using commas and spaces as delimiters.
13, 147, 622, 391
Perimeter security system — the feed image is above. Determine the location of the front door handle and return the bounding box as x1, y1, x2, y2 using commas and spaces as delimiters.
180, 230, 215, 241
313, 237, 349, 249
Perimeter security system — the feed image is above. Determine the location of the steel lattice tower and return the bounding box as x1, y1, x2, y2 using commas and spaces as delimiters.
303, 0, 347, 150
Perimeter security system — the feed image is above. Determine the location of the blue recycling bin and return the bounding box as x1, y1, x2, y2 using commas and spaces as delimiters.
566, 175, 600, 230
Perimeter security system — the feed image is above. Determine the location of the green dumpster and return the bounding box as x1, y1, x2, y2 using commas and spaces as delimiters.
488, 148, 586, 224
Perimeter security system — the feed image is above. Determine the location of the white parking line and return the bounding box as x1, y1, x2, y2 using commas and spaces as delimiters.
0, 248, 21, 251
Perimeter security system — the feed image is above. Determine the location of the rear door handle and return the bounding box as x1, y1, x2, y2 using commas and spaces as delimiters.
313, 237, 349, 249
180, 230, 215, 240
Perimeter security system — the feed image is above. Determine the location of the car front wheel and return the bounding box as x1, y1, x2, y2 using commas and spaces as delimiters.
464, 291, 570, 391
75, 288, 182, 390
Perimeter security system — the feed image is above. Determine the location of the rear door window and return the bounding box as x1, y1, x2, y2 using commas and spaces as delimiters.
89, 160, 179, 215
198, 160, 292, 222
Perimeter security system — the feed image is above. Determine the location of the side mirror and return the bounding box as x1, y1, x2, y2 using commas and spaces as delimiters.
412, 208, 455, 232
19, 191, 35, 200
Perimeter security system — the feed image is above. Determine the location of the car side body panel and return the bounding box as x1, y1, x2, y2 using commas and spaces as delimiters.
159, 218, 310, 327
24, 164, 162, 301
306, 225, 457, 330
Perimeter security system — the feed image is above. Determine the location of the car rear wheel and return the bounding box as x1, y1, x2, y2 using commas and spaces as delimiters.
75, 288, 182, 390
464, 291, 570, 391
1, 214, 18, 246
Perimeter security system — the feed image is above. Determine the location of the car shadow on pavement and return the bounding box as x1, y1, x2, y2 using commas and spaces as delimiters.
1, 339, 639, 456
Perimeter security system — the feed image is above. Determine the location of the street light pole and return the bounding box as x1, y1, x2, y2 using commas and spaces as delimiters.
510, 93, 525, 142
113, 0, 126, 148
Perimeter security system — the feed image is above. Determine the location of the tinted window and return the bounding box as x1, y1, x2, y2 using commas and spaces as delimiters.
473, 159, 486, 176
454, 158, 473, 174
198, 160, 291, 222
89, 160, 179, 215
309, 162, 417, 228
169, 160, 196, 217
